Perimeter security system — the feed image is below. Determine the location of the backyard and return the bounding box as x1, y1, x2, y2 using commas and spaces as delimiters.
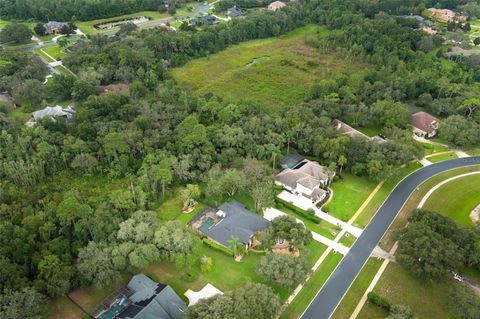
171, 25, 367, 113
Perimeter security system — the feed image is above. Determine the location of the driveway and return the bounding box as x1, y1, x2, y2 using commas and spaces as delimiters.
301, 157, 480, 319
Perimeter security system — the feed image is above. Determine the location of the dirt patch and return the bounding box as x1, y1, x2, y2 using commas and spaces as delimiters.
470, 204, 480, 224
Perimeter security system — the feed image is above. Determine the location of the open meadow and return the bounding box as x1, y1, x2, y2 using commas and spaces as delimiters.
171, 25, 366, 113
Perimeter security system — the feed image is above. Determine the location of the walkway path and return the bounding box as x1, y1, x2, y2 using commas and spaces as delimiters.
263, 207, 349, 254
277, 191, 363, 237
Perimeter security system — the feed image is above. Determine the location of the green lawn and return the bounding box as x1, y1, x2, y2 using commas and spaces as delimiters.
467, 148, 480, 156
171, 25, 367, 114
34, 48, 56, 62
358, 263, 458, 319
280, 252, 343, 319
338, 232, 356, 248
423, 174, 480, 227
416, 141, 449, 155
354, 162, 423, 228
355, 125, 381, 137
324, 173, 378, 222
43, 45, 67, 60
426, 152, 458, 163
331, 258, 383, 319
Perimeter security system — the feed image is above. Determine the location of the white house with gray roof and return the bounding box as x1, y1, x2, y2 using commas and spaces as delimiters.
27, 105, 75, 126
275, 159, 331, 204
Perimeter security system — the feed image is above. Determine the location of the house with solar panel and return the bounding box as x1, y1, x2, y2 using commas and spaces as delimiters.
275, 155, 332, 204
189, 201, 270, 251
92, 274, 186, 319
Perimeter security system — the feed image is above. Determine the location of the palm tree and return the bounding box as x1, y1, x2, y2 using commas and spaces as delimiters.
227, 236, 239, 257
338, 155, 347, 175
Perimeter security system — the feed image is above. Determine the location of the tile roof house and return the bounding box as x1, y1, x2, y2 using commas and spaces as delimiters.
44, 21, 67, 34
268, 1, 286, 11
332, 119, 386, 143
275, 159, 331, 204
189, 201, 270, 249
409, 111, 439, 138
98, 83, 129, 96
93, 274, 186, 319
427, 8, 467, 23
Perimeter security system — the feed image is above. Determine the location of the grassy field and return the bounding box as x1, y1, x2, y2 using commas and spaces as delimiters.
171, 25, 366, 113
324, 173, 378, 222
354, 162, 423, 228
417, 141, 449, 155
356, 125, 381, 137
426, 152, 458, 163
357, 263, 457, 319
338, 232, 357, 248
280, 252, 343, 319
331, 258, 383, 319
423, 173, 480, 227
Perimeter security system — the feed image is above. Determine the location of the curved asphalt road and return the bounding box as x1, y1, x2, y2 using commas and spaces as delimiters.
301, 157, 480, 319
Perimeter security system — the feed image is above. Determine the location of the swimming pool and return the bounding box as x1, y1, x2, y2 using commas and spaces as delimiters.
198, 217, 214, 233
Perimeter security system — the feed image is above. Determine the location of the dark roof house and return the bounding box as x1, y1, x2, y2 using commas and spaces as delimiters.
44, 21, 67, 34
190, 15, 219, 26
190, 201, 270, 248
94, 274, 186, 319
227, 6, 244, 18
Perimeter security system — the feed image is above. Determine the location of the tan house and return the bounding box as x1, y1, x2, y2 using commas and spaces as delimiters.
275, 159, 331, 204
98, 83, 129, 96
268, 1, 286, 11
409, 111, 439, 138
427, 8, 467, 23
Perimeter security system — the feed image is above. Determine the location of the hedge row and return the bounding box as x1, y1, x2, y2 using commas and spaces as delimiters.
367, 292, 391, 311
202, 238, 234, 257
275, 197, 322, 224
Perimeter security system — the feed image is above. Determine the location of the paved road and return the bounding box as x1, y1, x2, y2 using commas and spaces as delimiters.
301, 157, 480, 319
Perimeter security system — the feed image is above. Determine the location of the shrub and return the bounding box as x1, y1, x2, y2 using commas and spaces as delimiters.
275, 198, 322, 224
367, 292, 391, 311
202, 238, 234, 257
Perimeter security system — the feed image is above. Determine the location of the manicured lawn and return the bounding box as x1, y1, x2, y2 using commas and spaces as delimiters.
357, 263, 457, 319
426, 152, 458, 163
417, 141, 449, 155
423, 174, 480, 227
338, 232, 356, 248
324, 173, 378, 222
171, 25, 367, 114
331, 258, 383, 319
354, 162, 423, 228
44, 45, 67, 60
34, 48, 56, 62
355, 125, 381, 137
280, 252, 343, 319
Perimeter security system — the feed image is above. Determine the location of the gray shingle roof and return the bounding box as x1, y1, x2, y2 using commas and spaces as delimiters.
200, 201, 270, 247
32, 106, 75, 121
275, 160, 329, 191
118, 274, 186, 319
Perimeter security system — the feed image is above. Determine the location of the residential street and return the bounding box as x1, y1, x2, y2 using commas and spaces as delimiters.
301, 157, 480, 319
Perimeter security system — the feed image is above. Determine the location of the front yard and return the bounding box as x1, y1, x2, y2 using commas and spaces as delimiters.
426, 151, 458, 163
324, 173, 378, 222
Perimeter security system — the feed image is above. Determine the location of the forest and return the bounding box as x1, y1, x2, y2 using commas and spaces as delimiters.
1, 0, 480, 318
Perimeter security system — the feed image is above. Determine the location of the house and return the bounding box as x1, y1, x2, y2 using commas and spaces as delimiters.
98, 83, 129, 96
189, 201, 270, 250
409, 111, 439, 138
332, 119, 386, 143
275, 158, 331, 204
44, 21, 67, 34
190, 15, 219, 26
268, 1, 286, 11
0, 92, 19, 109
92, 274, 186, 319
227, 6, 244, 18
426, 8, 467, 23
27, 105, 75, 126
